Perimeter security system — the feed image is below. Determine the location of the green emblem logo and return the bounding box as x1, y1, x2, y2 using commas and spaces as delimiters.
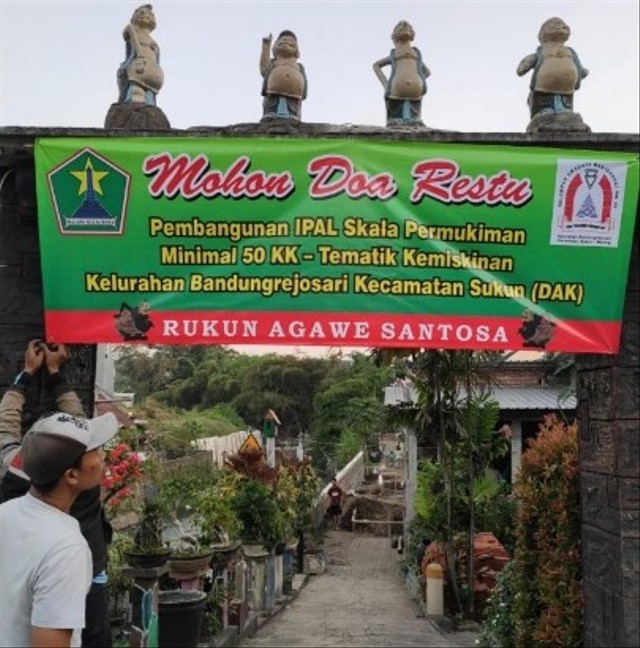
47, 148, 130, 234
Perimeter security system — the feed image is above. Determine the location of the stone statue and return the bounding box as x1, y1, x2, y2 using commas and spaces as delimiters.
105, 4, 170, 129
373, 21, 430, 127
118, 4, 164, 105
517, 17, 590, 132
260, 30, 308, 121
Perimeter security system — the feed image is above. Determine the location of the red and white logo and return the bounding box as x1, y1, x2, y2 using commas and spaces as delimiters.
551, 160, 627, 247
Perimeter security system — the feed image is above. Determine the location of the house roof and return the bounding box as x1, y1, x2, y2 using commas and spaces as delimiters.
491, 386, 576, 411
383, 383, 576, 411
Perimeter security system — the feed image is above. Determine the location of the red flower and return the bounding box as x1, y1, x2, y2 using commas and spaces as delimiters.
102, 443, 144, 511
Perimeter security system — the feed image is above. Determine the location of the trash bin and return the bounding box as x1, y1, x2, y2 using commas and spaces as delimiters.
158, 589, 207, 648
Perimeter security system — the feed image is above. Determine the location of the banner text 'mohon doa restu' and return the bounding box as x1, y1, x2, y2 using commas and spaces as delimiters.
35, 137, 639, 353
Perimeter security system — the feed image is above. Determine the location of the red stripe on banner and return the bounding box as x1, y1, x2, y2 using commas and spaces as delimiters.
44, 310, 623, 354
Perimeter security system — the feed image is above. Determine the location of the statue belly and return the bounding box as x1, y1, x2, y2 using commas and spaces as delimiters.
129, 61, 164, 92
388, 60, 424, 100
266, 66, 304, 98
535, 59, 578, 94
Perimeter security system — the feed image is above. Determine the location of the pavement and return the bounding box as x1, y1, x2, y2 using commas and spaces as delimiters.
236, 530, 480, 648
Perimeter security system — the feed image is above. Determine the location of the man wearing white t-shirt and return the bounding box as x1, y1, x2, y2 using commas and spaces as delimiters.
0, 410, 118, 648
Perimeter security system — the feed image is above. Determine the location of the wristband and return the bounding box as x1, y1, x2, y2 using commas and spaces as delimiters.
13, 371, 33, 388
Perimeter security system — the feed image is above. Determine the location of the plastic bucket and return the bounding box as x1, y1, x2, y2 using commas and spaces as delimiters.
158, 590, 207, 648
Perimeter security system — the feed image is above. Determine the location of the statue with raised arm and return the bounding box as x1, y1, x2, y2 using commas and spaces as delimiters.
260, 30, 308, 121
373, 21, 430, 127
105, 4, 169, 129
517, 17, 590, 132
118, 4, 164, 105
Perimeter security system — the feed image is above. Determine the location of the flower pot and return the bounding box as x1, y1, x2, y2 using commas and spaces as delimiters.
124, 548, 172, 569
158, 589, 206, 648
242, 543, 270, 559
211, 540, 241, 570
167, 551, 214, 574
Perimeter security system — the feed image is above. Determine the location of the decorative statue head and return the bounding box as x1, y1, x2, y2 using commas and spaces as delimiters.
131, 4, 156, 30
273, 30, 299, 58
538, 17, 570, 45
391, 20, 415, 45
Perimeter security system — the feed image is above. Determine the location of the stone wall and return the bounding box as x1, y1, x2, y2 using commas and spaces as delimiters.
577, 216, 639, 648
0, 163, 95, 420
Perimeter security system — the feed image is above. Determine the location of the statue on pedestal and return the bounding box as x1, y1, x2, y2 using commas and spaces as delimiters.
517, 17, 590, 132
260, 30, 308, 121
373, 21, 430, 127
105, 4, 170, 129
118, 4, 164, 105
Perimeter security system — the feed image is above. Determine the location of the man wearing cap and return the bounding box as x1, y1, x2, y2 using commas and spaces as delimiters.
0, 408, 118, 647
0, 341, 115, 647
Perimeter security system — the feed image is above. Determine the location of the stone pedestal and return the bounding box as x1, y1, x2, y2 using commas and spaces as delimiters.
243, 545, 270, 613
526, 111, 590, 134
104, 102, 170, 129
122, 565, 168, 648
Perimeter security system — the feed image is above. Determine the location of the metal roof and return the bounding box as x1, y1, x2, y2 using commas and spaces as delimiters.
491, 386, 576, 411
384, 384, 576, 411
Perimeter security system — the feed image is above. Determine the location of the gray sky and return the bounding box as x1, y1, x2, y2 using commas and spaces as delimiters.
1, 0, 638, 132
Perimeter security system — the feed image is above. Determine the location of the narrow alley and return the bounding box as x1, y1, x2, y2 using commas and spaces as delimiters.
239, 531, 478, 648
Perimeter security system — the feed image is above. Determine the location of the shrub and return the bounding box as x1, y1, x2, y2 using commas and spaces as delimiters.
478, 560, 516, 648
231, 478, 283, 551
512, 415, 582, 647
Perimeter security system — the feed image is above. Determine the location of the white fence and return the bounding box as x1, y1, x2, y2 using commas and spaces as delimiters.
194, 429, 263, 467
313, 451, 365, 527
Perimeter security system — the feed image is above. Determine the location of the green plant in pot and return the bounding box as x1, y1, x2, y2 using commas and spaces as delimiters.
159, 463, 241, 565
125, 484, 172, 568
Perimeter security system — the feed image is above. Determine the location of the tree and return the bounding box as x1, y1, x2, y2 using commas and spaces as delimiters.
389, 349, 496, 614
311, 354, 389, 475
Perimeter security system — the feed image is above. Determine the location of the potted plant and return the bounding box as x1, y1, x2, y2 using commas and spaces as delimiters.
124, 484, 172, 569
157, 463, 241, 573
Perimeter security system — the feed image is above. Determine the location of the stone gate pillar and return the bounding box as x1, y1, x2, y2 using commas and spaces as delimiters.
577, 215, 639, 647
0, 162, 96, 419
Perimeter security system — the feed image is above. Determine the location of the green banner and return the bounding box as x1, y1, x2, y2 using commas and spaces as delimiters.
35, 137, 639, 352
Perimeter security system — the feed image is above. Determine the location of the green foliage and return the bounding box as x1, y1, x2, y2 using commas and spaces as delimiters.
231, 478, 284, 551
156, 462, 240, 553
131, 400, 245, 459
415, 458, 447, 541
512, 415, 582, 648
475, 478, 517, 555
311, 356, 389, 475
415, 458, 514, 550
275, 458, 322, 541
478, 560, 516, 648
106, 531, 135, 619
334, 428, 363, 469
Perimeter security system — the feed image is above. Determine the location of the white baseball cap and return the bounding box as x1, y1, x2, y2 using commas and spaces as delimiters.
22, 412, 118, 485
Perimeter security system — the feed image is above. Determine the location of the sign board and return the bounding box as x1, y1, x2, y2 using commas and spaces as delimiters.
35, 138, 639, 353
238, 432, 263, 454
